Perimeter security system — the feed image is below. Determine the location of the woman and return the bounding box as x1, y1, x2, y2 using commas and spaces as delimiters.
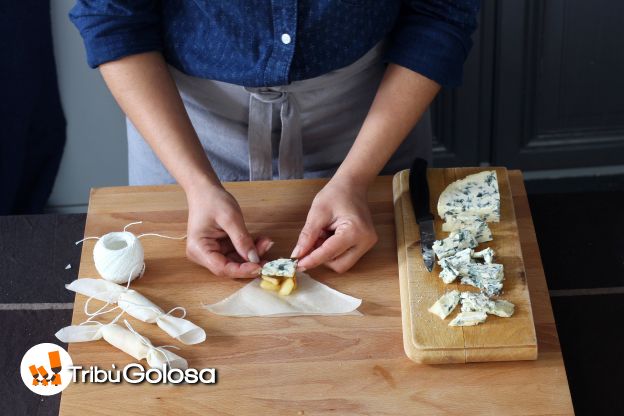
70, 1, 479, 278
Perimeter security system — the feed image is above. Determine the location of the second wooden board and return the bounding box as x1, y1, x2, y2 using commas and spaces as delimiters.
393, 167, 538, 364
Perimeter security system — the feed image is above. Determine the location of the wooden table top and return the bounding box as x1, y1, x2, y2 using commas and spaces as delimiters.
59, 172, 574, 416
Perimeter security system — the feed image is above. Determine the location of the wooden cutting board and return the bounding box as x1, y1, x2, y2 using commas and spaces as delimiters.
393, 167, 538, 364
59, 175, 572, 415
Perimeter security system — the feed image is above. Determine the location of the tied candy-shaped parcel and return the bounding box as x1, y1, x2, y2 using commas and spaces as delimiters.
63, 278, 206, 345
56, 318, 188, 370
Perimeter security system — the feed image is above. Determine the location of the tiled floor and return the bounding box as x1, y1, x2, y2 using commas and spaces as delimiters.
1, 176, 623, 415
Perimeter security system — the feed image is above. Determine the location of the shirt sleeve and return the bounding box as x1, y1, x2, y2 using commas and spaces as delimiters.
384, 0, 481, 87
69, 0, 162, 68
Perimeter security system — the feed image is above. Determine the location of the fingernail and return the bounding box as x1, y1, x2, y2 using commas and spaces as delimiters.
290, 245, 301, 258
253, 268, 262, 275
266, 241, 275, 252
248, 249, 260, 263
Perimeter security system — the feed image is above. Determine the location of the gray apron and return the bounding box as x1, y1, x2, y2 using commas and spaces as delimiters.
127, 42, 432, 185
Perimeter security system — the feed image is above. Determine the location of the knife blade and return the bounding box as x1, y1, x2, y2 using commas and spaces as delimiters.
409, 158, 435, 272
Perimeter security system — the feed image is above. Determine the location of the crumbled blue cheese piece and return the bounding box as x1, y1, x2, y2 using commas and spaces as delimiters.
432, 229, 478, 260
442, 214, 493, 243
437, 171, 500, 223
459, 292, 515, 318
439, 267, 459, 284
428, 290, 461, 320
448, 311, 487, 327
489, 299, 515, 318
438, 248, 473, 283
261, 258, 297, 278
459, 263, 504, 296
472, 247, 496, 264
460, 291, 494, 313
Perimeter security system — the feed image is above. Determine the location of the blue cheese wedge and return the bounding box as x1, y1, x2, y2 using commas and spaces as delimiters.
459, 263, 504, 296
442, 214, 493, 243
448, 311, 487, 327
428, 290, 460, 319
437, 171, 500, 223
432, 229, 478, 260
261, 258, 297, 278
472, 247, 496, 264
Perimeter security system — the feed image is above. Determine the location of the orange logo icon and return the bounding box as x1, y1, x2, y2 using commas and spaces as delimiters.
28, 351, 63, 387
20, 343, 72, 395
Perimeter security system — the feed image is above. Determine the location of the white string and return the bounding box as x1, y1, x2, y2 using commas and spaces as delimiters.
123, 221, 144, 232
78, 308, 124, 326
75, 236, 100, 245
125, 220, 186, 240
137, 233, 187, 240
75, 221, 185, 246
125, 263, 145, 289
163, 306, 187, 320
83, 296, 117, 317
112, 296, 188, 322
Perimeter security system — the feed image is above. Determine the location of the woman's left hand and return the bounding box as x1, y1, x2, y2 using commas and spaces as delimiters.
291, 178, 378, 273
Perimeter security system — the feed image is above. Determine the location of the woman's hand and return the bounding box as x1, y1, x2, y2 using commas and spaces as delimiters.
291, 178, 378, 273
185, 183, 273, 278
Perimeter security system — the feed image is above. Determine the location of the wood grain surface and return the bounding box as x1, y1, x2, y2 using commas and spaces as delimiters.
393, 167, 538, 364
59, 174, 573, 416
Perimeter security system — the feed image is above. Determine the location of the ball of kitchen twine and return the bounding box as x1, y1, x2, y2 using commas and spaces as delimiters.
93, 231, 145, 284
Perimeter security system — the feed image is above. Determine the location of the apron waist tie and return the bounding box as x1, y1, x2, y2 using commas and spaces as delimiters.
246, 88, 303, 181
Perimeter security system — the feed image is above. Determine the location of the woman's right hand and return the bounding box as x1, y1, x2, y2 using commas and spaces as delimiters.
185, 183, 273, 278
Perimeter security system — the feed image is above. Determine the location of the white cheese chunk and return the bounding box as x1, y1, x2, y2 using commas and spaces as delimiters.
489, 299, 515, 318
437, 248, 472, 283
437, 171, 500, 223
460, 291, 494, 313
459, 263, 504, 296
472, 247, 496, 264
442, 214, 493, 243
432, 229, 478, 260
448, 311, 487, 327
460, 292, 515, 318
261, 258, 297, 278
439, 267, 459, 284
428, 290, 460, 320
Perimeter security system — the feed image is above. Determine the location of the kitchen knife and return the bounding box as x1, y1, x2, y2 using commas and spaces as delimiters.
409, 158, 435, 272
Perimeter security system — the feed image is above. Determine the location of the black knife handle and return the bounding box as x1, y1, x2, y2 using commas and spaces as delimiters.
409, 157, 434, 223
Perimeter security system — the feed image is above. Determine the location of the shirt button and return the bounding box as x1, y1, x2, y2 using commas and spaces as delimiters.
281, 33, 292, 45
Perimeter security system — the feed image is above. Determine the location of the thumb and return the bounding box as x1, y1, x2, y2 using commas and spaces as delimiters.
291, 207, 330, 259
221, 215, 259, 263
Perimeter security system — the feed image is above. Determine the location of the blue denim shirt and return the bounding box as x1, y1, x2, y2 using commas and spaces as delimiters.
69, 1, 479, 88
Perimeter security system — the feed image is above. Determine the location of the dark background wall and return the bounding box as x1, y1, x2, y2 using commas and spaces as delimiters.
432, 0, 624, 169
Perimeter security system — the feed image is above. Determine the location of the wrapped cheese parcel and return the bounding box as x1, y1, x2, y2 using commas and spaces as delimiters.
204, 272, 362, 317
66, 278, 206, 345
55, 320, 187, 370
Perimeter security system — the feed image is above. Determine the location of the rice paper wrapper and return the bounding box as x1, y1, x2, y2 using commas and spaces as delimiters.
65, 278, 126, 304
55, 324, 103, 343
204, 272, 362, 317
